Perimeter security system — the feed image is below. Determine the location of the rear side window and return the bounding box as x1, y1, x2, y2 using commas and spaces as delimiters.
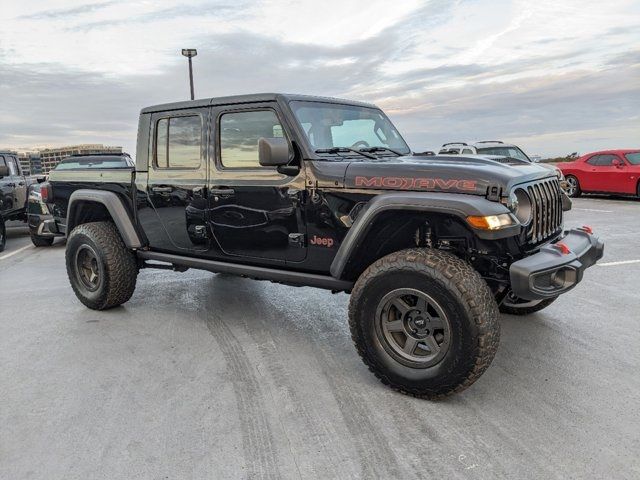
155, 115, 202, 169
0, 156, 6, 169
625, 152, 640, 165
220, 110, 285, 168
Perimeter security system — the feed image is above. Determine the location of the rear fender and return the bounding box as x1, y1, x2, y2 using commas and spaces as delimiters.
67, 190, 142, 248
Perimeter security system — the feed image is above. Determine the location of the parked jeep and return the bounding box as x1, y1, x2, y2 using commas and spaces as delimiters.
0, 151, 32, 252
44, 94, 604, 398
27, 153, 134, 247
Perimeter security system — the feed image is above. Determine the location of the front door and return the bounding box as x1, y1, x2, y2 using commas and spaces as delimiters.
140, 108, 209, 252
207, 105, 306, 264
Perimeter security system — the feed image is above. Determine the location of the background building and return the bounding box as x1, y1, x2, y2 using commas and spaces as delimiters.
18, 152, 43, 176
39, 144, 122, 173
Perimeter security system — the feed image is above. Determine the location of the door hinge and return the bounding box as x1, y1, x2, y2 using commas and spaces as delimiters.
288, 233, 306, 247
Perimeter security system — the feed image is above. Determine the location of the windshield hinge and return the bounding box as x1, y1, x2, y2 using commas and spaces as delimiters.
487, 185, 502, 201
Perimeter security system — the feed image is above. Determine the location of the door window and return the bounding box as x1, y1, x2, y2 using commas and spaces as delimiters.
220, 110, 286, 169
587, 154, 616, 166
155, 115, 202, 169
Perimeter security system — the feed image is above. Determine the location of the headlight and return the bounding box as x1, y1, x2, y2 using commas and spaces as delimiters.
555, 168, 564, 180
467, 213, 516, 230
509, 188, 533, 225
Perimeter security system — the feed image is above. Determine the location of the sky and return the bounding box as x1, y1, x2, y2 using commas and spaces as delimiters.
0, 0, 638, 157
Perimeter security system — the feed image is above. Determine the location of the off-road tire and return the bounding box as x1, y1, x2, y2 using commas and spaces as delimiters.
565, 175, 581, 197
499, 296, 557, 315
66, 221, 138, 310
0, 216, 5, 252
30, 234, 54, 247
349, 248, 500, 399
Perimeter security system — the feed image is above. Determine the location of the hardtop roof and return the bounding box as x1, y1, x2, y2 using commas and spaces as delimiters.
140, 93, 378, 114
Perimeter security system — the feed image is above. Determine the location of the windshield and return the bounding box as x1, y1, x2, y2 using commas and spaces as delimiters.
624, 152, 640, 164
55, 156, 132, 170
290, 101, 411, 155
476, 146, 530, 162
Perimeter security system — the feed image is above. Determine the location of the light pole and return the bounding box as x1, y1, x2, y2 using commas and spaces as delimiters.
181, 49, 197, 100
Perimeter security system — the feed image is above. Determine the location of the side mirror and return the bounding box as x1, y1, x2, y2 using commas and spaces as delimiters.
258, 137, 291, 167
0, 165, 8, 178
612, 158, 623, 168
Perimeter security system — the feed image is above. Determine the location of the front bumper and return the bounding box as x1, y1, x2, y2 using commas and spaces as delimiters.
509, 228, 604, 300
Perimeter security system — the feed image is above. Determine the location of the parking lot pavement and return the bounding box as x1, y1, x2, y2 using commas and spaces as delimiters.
1, 197, 639, 480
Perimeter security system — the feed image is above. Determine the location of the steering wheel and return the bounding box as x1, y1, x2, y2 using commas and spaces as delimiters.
351, 141, 370, 150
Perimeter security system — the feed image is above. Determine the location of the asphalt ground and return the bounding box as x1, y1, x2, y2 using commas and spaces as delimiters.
1, 195, 639, 480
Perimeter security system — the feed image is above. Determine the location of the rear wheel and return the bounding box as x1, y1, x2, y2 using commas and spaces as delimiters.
499, 294, 557, 315
66, 221, 138, 310
349, 248, 500, 399
0, 216, 5, 252
30, 234, 54, 247
565, 175, 581, 197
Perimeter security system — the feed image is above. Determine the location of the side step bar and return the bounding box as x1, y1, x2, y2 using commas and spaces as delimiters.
137, 251, 354, 292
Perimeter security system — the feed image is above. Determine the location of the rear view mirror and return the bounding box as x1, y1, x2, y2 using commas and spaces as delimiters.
0, 165, 8, 178
258, 137, 291, 167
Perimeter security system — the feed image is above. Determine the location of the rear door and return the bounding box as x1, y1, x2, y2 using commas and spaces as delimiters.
207, 104, 306, 264
141, 108, 210, 252
6, 156, 27, 210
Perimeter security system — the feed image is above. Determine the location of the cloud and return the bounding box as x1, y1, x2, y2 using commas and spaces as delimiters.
18, 1, 117, 20
70, 2, 249, 31
1, 0, 639, 156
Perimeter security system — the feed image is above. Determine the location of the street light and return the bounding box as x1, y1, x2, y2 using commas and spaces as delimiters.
181, 48, 197, 100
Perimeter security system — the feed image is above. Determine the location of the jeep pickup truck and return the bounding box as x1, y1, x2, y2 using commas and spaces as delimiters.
43, 94, 604, 398
0, 151, 32, 252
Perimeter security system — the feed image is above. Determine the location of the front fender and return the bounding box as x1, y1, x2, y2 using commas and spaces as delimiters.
329, 192, 519, 279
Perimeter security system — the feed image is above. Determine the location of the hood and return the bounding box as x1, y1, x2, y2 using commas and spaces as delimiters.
343, 154, 556, 197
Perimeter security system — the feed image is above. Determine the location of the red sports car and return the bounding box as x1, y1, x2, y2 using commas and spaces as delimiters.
557, 149, 640, 198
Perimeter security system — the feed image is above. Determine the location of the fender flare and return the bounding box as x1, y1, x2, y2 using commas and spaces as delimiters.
329, 192, 519, 279
67, 189, 142, 248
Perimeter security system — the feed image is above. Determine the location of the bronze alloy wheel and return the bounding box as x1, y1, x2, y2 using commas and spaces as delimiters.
375, 288, 451, 368
74, 244, 102, 292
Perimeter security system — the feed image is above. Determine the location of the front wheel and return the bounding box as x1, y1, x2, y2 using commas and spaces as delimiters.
565, 175, 581, 197
66, 221, 138, 310
349, 248, 500, 399
31, 234, 54, 247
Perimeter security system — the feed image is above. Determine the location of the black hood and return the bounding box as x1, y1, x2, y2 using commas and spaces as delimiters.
343, 154, 556, 197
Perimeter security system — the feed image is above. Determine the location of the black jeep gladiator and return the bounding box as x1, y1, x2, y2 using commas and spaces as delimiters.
43, 94, 603, 398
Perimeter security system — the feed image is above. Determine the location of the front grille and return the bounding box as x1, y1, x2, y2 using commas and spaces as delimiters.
525, 178, 563, 244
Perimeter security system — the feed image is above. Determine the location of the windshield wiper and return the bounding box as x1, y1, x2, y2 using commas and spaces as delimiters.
315, 147, 377, 159
358, 146, 404, 156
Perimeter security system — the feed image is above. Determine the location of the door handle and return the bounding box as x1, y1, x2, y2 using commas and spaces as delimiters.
210, 188, 235, 196
152, 186, 172, 193
18, 182, 25, 186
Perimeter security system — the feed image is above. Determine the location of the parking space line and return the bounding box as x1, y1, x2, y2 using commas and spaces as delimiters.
598, 259, 640, 267
573, 208, 613, 213
0, 244, 33, 261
